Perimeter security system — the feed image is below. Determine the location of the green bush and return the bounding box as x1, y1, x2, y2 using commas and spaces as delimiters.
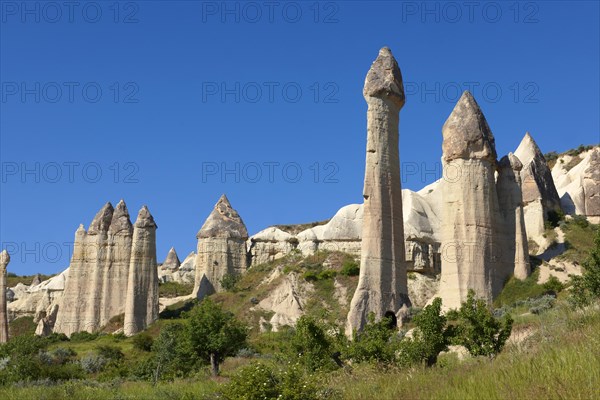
543, 276, 564, 293
95, 345, 124, 363
132, 333, 154, 352
303, 271, 319, 282
570, 229, 600, 308
340, 259, 360, 276
348, 314, 401, 364
220, 273, 241, 292
221, 362, 325, 400
317, 270, 337, 280
158, 281, 194, 297
290, 316, 341, 372
451, 290, 513, 358
398, 298, 454, 367
547, 209, 565, 228
70, 331, 99, 342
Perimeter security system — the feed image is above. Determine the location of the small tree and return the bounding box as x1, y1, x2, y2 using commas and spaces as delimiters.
290, 316, 341, 372
570, 229, 600, 308
404, 298, 454, 366
452, 290, 513, 358
187, 298, 248, 376
348, 313, 401, 364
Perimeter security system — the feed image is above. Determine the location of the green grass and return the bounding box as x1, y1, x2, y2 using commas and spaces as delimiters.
158, 281, 194, 298
6, 273, 55, 287
560, 219, 599, 264
493, 267, 546, 308
8, 316, 36, 337
327, 303, 600, 400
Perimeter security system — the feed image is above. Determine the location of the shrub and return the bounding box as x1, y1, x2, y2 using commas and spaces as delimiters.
95, 345, 124, 363
451, 290, 513, 358
78, 354, 107, 374
70, 331, 99, 342
340, 259, 360, 276
132, 333, 154, 352
547, 209, 565, 228
158, 281, 195, 298
317, 270, 337, 280
303, 271, 319, 282
398, 298, 454, 367
220, 273, 241, 292
221, 362, 325, 400
570, 229, 600, 308
348, 314, 401, 364
543, 276, 564, 293
290, 316, 341, 372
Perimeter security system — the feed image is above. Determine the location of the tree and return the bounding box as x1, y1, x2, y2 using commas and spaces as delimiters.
290, 316, 342, 372
187, 298, 248, 376
452, 290, 513, 358
348, 313, 401, 364
570, 229, 600, 308
403, 298, 454, 366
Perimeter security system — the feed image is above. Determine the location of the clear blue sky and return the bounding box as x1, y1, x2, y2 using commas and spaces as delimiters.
1, 1, 599, 275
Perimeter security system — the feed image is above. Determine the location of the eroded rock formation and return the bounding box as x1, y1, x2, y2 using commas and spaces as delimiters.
497, 153, 530, 280
347, 47, 410, 335
1, 250, 10, 343
437, 91, 502, 309
124, 206, 159, 336
583, 149, 600, 222
193, 195, 248, 298
161, 247, 181, 270
514, 132, 562, 240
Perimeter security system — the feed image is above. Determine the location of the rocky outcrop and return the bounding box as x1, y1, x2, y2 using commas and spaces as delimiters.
1, 250, 10, 343
347, 47, 410, 335
193, 195, 248, 298
514, 132, 562, 240
161, 247, 181, 270
124, 206, 159, 336
54, 203, 114, 335
248, 227, 296, 265
497, 153, 530, 280
158, 251, 195, 284
582, 149, 600, 222
256, 273, 311, 332
437, 91, 502, 309
100, 200, 133, 328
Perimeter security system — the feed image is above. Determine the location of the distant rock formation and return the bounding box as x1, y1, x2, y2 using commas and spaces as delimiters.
193, 195, 248, 298
30, 274, 42, 287
124, 206, 159, 336
514, 132, 562, 240
55, 203, 114, 335
54, 201, 159, 336
582, 149, 600, 223
1, 250, 10, 343
497, 153, 530, 280
248, 227, 296, 265
161, 247, 181, 270
437, 91, 502, 309
347, 47, 410, 335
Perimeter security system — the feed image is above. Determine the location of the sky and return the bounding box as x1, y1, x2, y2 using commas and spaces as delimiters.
1, 0, 599, 275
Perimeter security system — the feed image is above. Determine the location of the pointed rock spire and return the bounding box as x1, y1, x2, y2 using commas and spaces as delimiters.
109, 200, 133, 234
583, 148, 600, 218
514, 131, 543, 165
134, 205, 157, 229
162, 247, 181, 270
363, 47, 405, 107
197, 194, 248, 239
442, 91, 497, 163
0, 250, 10, 343
88, 202, 114, 234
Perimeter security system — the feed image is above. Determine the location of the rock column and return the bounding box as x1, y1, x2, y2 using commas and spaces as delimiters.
124, 206, 159, 336
346, 47, 410, 335
0, 250, 10, 343
497, 153, 530, 280
193, 195, 249, 298
437, 91, 502, 309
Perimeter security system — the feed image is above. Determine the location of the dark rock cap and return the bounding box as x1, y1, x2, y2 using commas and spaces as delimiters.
442, 91, 497, 163
363, 47, 405, 108
197, 194, 248, 239
499, 152, 523, 171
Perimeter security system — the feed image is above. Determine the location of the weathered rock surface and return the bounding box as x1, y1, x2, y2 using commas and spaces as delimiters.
193, 195, 248, 298
497, 153, 530, 280
437, 91, 502, 309
101, 200, 133, 328
347, 47, 410, 335
248, 227, 296, 265
1, 250, 10, 343
54, 203, 114, 335
161, 247, 181, 270
514, 132, 562, 239
255, 273, 312, 332
582, 149, 600, 221
124, 206, 159, 336
158, 251, 195, 284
